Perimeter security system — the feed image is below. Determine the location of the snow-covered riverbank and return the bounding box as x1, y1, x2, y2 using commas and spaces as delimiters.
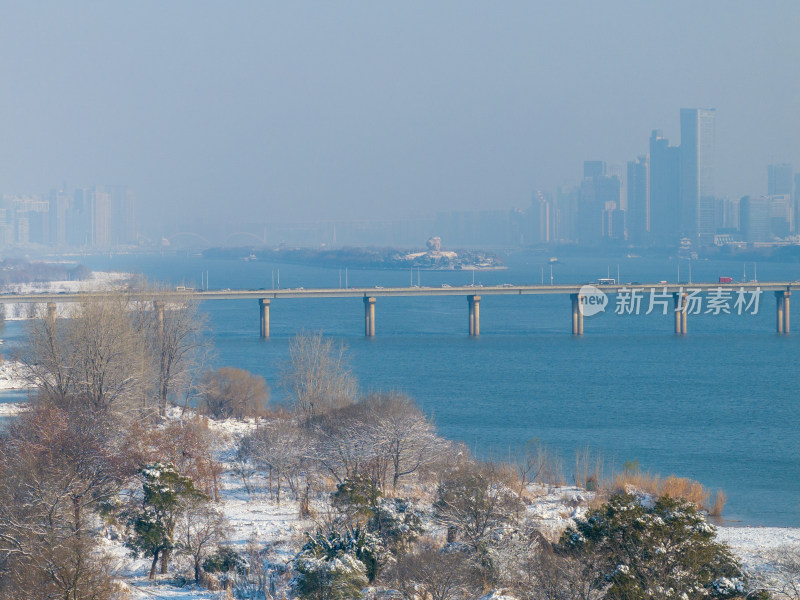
0, 359, 30, 391
2, 399, 798, 599
1, 270, 131, 320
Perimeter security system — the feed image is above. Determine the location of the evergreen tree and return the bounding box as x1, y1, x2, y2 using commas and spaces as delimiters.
127, 463, 207, 579
560, 493, 745, 600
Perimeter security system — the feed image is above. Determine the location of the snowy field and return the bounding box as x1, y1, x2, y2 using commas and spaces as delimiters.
105, 409, 800, 600
1, 270, 131, 320
0, 398, 797, 599
0, 357, 33, 391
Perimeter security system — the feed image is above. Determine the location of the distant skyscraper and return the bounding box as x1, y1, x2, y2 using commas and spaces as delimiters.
627, 156, 648, 244
67, 188, 91, 246
769, 194, 792, 237
680, 108, 716, 242
765, 164, 793, 236
527, 191, 550, 244
555, 186, 578, 242
795, 173, 800, 233
648, 130, 681, 245
48, 188, 70, 245
583, 161, 606, 179
768, 163, 793, 196
91, 187, 111, 247
578, 162, 622, 244
739, 196, 771, 243
107, 185, 137, 245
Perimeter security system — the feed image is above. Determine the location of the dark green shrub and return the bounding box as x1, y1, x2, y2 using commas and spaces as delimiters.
560, 493, 744, 600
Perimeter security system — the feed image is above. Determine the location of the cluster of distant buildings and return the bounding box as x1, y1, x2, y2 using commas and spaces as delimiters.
230, 108, 797, 251
2, 108, 796, 253
0, 185, 137, 249
527, 108, 798, 249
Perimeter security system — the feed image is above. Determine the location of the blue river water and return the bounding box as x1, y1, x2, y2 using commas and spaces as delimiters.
3, 251, 800, 526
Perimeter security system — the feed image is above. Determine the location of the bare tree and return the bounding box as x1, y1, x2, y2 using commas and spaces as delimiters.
151, 419, 224, 501
19, 291, 152, 417
136, 285, 210, 416
360, 393, 442, 490
433, 461, 524, 552
175, 497, 230, 583
240, 416, 309, 503
18, 285, 211, 418
0, 402, 133, 600
199, 366, 269, 419
512, 439, 565, 496
281, 331, 357, 418
746, 546, 800, 600
306, 403, 379, 485
392, 549, 481, 600
494, 524, 604, 600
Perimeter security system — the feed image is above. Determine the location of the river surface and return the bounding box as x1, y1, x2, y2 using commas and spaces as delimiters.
3, 251, 800, 527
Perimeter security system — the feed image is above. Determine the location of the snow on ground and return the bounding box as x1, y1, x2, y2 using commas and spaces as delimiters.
119, 580, 218, 600
0, 401, 28, 417
0, 359, 33, 390
717, 526, 800, 570
525, 484, 594, 539
3, 401, 800, 598
108, 409, 315, 599
116, 411, 800, 598
2, 270, 131, 320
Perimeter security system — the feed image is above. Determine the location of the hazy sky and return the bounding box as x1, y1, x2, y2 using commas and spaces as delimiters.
1, 1, 798, 228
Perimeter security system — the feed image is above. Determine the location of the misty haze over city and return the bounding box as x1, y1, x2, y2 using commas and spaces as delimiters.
7, 5, 800, 597
1, 2, 799, 248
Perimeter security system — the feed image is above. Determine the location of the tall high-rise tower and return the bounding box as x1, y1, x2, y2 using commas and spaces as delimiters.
577, 161, 623, 244
767, 164, 793, 236
768, 163, 793, 196
627, 155, 649, 244
649, 130, 681, 244
680, 108, 716, 242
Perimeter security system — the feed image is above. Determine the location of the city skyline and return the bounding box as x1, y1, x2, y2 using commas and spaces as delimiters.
1, 2, 798, 229
1, 113, 796, 250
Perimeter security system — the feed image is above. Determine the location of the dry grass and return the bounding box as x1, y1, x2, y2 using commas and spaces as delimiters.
709, 490, 727, 517
612, 470, 662, 497
574, 446, 604, 491
610, 471, 721, 514
659, 475, 711, 509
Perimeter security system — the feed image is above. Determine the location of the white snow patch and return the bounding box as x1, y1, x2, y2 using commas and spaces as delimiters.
716, 526, 800, 570
0, 400, 28, 417
1, 271, 131, 320
0, 359, 34, 390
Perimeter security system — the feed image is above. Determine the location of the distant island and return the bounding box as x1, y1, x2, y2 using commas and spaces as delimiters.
202, 237, 506, 271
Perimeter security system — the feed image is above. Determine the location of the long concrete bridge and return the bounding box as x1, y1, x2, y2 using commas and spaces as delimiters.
0, 282, 794, 337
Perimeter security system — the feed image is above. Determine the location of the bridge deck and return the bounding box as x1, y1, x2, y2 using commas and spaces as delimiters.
0, 282, 794, 303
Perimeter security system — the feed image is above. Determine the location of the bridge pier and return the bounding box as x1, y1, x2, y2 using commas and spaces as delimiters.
673, 292, 687, 334
570, 294, 583, 335
468, 295, 481, 336
46, 302, 57, 329
364, 297, 376, 337
259, 299, 270, 338
775, 291, 790, 334
786, 293, 791, 333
